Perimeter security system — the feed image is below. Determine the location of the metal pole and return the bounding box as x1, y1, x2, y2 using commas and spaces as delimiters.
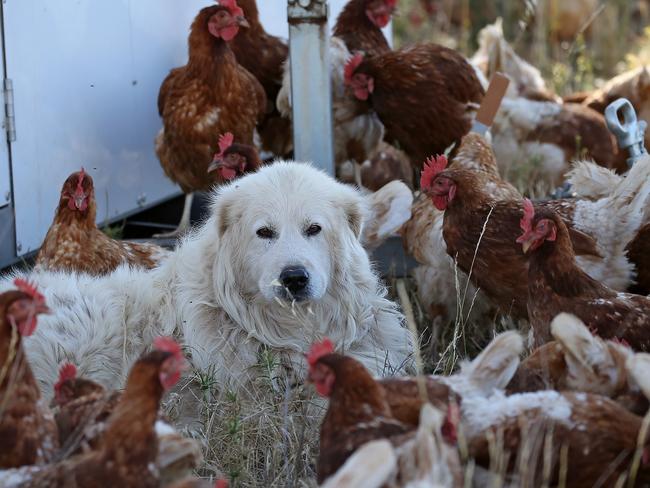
287, 0, 335, 175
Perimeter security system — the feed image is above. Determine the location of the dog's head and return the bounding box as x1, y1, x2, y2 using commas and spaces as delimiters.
212, 162, 365, 304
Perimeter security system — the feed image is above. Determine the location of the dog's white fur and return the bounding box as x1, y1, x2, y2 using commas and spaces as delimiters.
2, 162, 413, 398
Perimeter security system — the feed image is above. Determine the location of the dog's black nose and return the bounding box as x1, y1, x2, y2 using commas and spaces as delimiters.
279, 267, 310, 296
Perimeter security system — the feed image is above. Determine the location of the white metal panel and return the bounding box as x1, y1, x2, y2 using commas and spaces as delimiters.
4, 0, 207, 255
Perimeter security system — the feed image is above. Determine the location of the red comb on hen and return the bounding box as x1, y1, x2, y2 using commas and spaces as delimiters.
519, 199, 535, 234
419, 154, 448, 192
54, 362, 77, 395
154, 336, 188, 390
219, 0, 244, 17
76, 167, 86, 189
307, 338, 335, 366
154, 336, 184, 360
386, 0, 398, 6
217, 132, 234, 156
215, 480, 229, 488
58, 362, 77, 382
13, 278, 46, 307
344, 53, 365, 85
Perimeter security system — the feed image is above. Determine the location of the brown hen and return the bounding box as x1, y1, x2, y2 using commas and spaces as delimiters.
518, 201, 650, 350
507, 313, 649, 414
334, 0, 395, 56
51, 362, 121, 455
34, 169, 168, 276
0, 281, 58, 469
51, 361, 202, 484
308, 339, 410, 484
155, 1, 266, 236
344, 44, 485, 168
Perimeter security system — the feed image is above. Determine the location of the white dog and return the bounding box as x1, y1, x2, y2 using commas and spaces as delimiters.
2, 162, 413, 398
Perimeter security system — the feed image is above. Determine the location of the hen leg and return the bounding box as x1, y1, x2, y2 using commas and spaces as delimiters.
153, 193, 194, 239
354, 161, 363, 188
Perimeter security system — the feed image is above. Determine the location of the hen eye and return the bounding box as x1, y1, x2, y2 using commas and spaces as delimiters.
256, 227, 276, 239
306, 224, 322, 236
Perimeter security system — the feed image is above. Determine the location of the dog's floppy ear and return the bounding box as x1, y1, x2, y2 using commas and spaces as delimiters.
343, 197, 364, 239
214, 193, 240, 238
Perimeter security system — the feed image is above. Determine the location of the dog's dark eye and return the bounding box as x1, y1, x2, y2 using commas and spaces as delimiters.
256, 227, 276, 239
306, 224, 322, 237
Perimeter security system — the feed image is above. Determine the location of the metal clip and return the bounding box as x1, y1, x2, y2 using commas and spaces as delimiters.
605, 98, 648, 168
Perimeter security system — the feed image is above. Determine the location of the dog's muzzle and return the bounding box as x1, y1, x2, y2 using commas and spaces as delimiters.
278, 266, 310, 301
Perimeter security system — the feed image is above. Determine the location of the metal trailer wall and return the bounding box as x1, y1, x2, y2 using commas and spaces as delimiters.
0, 1, 391, 268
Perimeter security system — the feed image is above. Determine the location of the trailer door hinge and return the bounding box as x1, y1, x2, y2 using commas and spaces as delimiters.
3, 78, 16, 142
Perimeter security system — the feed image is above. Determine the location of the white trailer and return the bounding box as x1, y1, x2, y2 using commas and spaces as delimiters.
0, 0, 390, 268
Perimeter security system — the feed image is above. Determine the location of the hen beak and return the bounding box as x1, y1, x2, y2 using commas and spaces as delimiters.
236, 16, 250, 28
74, 194, 87, 210
519, 237, 535, 254
207, 157, 222, 173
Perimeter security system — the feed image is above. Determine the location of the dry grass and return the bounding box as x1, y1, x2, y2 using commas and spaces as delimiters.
394, 0, 650, 95
165, 373, 320, 487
